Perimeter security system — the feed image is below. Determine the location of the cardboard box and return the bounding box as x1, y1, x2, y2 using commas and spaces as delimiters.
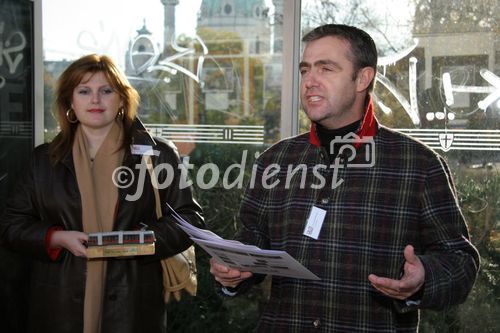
87, 243, 155, 258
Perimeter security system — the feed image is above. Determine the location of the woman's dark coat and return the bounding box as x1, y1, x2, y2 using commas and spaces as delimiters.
0, 122, 204, 333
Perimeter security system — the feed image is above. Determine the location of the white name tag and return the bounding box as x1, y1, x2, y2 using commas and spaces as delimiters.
130, 144, 158, 156
303, 206, 326, 240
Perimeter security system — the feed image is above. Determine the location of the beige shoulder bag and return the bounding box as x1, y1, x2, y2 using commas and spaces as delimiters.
145, 155, 198, 303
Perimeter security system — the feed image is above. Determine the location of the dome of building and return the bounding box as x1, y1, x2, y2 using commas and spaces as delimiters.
199, 0, 268, 20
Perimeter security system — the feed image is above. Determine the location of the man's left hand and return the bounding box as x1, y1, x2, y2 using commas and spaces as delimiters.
368, 245, 425, 300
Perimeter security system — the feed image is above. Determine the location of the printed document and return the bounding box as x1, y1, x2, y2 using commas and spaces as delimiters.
167, 204, 320, 280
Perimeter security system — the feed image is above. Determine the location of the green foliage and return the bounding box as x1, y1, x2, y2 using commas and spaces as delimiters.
420, 256, 500, 333
197, 27, 244, 55
166, 251, 263, 333
420, 161, 500, 332
167, 143, 268, 332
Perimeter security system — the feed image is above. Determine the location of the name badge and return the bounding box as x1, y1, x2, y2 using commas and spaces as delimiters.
303, 206, 326, 240
130, 144, 157, 156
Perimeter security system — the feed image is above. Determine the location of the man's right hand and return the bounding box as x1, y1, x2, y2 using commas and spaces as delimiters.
209, 258, 253, 288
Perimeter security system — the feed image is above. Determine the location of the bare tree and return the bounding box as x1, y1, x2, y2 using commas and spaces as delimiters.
301, 0, 415, 56
412, 0, 499, 34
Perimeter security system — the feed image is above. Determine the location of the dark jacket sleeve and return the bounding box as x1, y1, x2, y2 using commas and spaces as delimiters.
407, 155, 480, 311
0, 145, 54, 261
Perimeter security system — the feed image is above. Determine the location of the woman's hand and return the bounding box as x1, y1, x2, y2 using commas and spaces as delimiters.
50, 230, 89, 257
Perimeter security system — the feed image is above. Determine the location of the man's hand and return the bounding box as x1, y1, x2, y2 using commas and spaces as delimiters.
209, 258, 253, 288
368, 245, 425, 300
50, 230, 88, 257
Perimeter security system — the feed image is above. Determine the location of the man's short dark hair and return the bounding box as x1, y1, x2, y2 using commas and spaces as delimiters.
302, 24, 378, 91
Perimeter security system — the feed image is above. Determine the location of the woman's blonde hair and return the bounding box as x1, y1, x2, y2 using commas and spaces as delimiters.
50, 54, 140, 164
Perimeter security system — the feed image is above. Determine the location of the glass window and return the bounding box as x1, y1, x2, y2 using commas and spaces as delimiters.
42, 1, 282, 330
301, 0, 499, 331
0, 1, 35, 330
42, 0, 282, 143
35, 0, 500, 331
0, 0, 33, 206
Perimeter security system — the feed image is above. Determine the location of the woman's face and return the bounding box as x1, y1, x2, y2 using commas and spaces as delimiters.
71, 71, 122, 133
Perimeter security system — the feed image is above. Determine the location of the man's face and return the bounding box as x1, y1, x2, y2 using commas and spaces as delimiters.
299, 36, 363, 129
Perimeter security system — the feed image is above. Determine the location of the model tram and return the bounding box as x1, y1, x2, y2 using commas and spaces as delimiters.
87, 230, 156, 258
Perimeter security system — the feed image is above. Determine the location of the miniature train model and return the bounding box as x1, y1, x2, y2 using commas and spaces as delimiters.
87, 230, 156, 258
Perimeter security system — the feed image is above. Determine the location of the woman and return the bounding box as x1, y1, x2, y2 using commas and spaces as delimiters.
0, 54, 204, 332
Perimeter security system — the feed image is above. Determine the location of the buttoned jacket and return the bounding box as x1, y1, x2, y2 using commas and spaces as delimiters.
237, 112, 479, 332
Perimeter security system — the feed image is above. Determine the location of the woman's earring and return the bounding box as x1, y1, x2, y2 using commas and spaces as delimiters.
117, 107, 125, 120
66, 108, 79, 124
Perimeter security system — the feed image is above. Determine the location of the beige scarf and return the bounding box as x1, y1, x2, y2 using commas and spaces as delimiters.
72, 121, 124, 333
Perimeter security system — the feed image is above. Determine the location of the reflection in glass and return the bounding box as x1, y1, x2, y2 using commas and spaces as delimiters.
43, 0, 282, 146
301, 0, 500, 153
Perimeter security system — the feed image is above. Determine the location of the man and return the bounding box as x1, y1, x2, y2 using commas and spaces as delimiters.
210, 24, 479, 332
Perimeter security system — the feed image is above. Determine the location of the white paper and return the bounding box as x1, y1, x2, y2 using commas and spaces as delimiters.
167, 203, 320, 280
193, 237, 320, 280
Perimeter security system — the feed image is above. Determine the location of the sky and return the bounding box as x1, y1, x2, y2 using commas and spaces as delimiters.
42, 0, 413, 67
42, 0, 203, 66
42, 0, 274, 68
